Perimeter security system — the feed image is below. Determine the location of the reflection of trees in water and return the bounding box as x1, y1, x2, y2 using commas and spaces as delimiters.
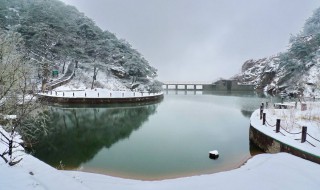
239, 92, 281, 118
29, 104, 158, 169
240, 109, 253, 118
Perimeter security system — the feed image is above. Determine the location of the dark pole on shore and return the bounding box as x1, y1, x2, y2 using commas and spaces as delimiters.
276, 119, 281, 133
301, 126, 307, 143
260, 106, 263, 120
262, 113, 266, 125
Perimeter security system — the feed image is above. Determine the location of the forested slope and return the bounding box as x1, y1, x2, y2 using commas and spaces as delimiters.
0, 0, 161, 91
234, 7, 320, 97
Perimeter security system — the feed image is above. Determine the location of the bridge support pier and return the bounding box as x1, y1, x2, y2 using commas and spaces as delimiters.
175, 85, 178, 90
185, 85, 187, 90
194, 85, 196, 90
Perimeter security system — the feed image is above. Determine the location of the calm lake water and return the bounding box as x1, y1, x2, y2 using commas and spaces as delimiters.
31, 91, 278, 180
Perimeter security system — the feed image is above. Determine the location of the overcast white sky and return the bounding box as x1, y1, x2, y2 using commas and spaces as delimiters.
60, 0, 320, 81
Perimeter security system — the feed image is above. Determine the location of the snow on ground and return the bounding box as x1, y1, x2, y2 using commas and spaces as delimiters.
0, 127, 91, 190
69, 62, 130, 91
302, 63, 320, 97
1, 144, 320, 190
0, 154, 91, 190
251, 101, 320, 156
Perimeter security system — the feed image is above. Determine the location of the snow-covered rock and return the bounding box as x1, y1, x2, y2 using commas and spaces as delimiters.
234, 7, 320, 97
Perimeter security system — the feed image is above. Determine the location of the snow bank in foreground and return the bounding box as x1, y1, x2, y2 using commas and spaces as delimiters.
0, 127, 90, 190
1, 148, 320, 190
64, 153, 320, 190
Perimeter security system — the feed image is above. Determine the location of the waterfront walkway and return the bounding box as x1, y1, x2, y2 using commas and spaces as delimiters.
250, 101, 320, 164
38, 89, 164, 104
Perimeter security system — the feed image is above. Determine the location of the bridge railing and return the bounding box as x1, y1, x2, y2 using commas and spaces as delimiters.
162, 81, 213, 85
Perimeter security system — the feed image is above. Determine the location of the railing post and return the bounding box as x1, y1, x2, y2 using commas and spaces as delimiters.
262, 113, 266, 125
261, 103, 264, 110
110, 93, 112, 97
295, 101, 297, 109
301, 126, 307, 143
85, 93, 86, 97
122, 93, 124, 97
260, 106, 263, 120
98, 92, 99, 97
266, 102, 269, 109
276, 119, 280, 133
63, 92, 64, 97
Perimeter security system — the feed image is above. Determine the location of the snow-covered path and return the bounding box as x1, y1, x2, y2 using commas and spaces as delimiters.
46, 62, 75, 90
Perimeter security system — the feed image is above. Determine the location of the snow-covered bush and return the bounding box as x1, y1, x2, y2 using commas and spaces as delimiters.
0, 31, 49, 166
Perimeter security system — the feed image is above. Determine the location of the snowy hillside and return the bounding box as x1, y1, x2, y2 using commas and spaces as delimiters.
0, 0, 161, 92
234, 7, 320, 97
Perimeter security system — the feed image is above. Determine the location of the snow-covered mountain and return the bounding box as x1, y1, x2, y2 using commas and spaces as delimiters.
0, 0, 161, 92
234, 7, 320, 97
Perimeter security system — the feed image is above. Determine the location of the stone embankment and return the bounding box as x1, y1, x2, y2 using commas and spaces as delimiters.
38, 90, 164, 104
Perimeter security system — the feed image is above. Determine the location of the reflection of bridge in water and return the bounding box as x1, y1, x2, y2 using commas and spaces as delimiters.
162, 80, 255, 91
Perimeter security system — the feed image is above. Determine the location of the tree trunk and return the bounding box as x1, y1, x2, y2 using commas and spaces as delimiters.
91, 78, 95, 89
91, 66, 98, 89
62, 61, 66, 74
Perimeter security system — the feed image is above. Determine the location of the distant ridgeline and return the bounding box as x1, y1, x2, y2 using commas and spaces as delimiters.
0, 0, 161, 92
233, 6, 320, 97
